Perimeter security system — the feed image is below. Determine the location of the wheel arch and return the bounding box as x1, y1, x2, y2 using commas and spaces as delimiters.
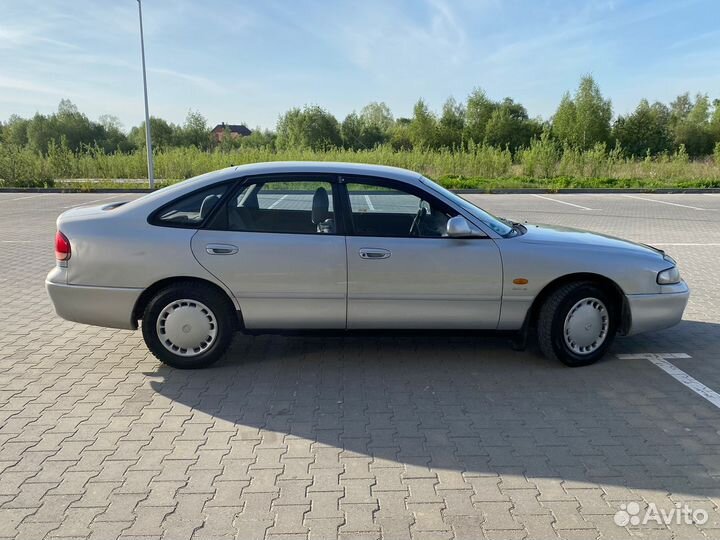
527, 272, 630, 335
132, 276, 244, 329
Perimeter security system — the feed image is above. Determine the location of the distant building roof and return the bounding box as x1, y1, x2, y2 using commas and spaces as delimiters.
212, 123, 252, 136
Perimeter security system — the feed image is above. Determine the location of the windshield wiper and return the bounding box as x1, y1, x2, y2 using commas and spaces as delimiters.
498, 217, 525, 237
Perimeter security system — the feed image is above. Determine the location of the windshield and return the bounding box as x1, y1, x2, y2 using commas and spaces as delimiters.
419, 176, 515, 237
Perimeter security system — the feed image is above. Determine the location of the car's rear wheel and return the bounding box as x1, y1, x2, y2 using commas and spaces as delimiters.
142, 282, 235, 369
537, 281, 617, 367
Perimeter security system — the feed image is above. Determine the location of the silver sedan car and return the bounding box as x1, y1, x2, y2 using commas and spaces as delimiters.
47, 162, 689, 368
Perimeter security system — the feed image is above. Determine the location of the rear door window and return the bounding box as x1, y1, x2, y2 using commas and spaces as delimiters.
211, 177, 340, 235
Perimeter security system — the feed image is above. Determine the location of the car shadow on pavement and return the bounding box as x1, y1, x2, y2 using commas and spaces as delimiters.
148, 320, 720, 498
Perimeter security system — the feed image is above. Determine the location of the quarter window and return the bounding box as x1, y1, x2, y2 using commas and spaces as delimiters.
346, 182, 455, 237
218, 179, 338, 235
152, 183, 229, 227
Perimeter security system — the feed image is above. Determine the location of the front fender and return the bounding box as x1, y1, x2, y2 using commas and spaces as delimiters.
495, 238, 667, 330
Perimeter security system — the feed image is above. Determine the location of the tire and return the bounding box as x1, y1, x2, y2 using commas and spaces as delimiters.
537, 281, 617, 367
141, 281, 235, 369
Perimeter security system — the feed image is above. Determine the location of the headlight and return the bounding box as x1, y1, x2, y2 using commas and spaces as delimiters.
657, 266, 681, 285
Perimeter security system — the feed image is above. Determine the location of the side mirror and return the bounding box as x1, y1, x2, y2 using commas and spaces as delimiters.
446, 216, 473, 237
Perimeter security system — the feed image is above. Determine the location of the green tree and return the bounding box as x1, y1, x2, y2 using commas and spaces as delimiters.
551, 92, 576, 145
574, 76, 612, 147
26, 113, 55, 154
388, 119, 413, 150
52, 99, 105, 152
552, 76, 612, 148
484, 98, 540, 151
359, 123, 386, 149
3, 103, 131, 155
341, 112, 365, 149
216, 126, 236, 151
57, 99, 78, 115
275, 105, 342, 150
238, 128, 276, 149
98, 115, 133, 152
612, 100, 672, 156
673, 94, 714, 156
18, 100, 108, 154
129, 117, 177, 149
1, 115, 29, 146
360, 102, 394, 133
341, 110, 387, 150
710, 99, 720, 145
437, 97, 465, 148
408, 99, 438, 149
179, 110, 212, 149
464, 88, 497, 144
669, 93, 693, 130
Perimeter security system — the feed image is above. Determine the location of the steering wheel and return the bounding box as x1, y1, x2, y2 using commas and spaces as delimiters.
409, 206, 428, 236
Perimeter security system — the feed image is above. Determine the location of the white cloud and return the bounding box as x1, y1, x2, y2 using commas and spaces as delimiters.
0, 76, 67, 96
0, 26, 79, 50
148, 68, 228, 95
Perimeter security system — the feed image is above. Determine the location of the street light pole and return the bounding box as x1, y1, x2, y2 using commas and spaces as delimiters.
137, 0, 154, 189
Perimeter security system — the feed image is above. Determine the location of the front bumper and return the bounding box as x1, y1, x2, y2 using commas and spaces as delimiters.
625, 281, 690, 336
46, 273, 142, 330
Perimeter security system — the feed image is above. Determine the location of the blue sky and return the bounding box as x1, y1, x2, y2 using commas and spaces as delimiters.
1, 0, 719, 131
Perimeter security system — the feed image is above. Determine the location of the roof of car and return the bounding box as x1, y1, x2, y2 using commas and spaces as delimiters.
231, 161, 423, 182
118, 162, 426, 216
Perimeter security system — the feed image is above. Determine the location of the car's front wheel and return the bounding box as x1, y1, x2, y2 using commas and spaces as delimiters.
142, 281, 235, 369
537, 281, 617, 367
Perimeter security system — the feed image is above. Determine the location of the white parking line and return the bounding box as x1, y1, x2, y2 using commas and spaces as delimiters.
0, 194, 50, 203
268, 194, 288, 209
652, 243, 720, 246
364, 195, 376, 211
621, 194, 710, 211
531, 194, 595, 211
617, 353, 720, 409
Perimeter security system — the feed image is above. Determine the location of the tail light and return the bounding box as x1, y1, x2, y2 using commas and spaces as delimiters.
55, 231, 71, 261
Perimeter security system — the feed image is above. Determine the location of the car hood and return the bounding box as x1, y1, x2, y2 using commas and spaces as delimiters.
518, 222, 664, 258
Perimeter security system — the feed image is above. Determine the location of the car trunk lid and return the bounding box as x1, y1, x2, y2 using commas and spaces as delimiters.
57, 201, 129, 225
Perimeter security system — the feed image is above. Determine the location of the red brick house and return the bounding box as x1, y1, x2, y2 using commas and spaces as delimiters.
211, 123, 252, 142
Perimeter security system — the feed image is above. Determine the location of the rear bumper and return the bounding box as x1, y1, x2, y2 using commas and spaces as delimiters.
625, 281, 690, 336
46, 277, 142, 330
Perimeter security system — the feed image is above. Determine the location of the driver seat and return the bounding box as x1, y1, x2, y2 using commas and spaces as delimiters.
311, 187, 335, 233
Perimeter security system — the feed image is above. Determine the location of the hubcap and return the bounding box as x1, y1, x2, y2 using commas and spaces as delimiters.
156, 299, 217, 357
563, 297, 609, 355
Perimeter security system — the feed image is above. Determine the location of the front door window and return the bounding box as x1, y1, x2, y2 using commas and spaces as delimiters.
345, 181, 455, 237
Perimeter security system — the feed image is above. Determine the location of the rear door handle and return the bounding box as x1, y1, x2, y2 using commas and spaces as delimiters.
206, 243, 238, 255
358, 248, 391, 260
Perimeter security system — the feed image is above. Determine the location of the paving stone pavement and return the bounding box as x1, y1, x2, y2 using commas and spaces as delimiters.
1, 192, 720, 540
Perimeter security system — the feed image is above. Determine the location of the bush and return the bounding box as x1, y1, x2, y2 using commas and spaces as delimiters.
518, 132, 559, 178
0, 141, 718, 189
0, 143, 54, 187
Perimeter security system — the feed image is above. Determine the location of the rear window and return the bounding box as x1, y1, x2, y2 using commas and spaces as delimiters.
151, 184, 230, 228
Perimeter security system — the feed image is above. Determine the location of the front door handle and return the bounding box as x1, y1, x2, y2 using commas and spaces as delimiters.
206, 243, 238, 255
359, 248, 391, 260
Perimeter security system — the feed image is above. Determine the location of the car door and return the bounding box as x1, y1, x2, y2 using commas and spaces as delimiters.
341, 176, 503, 329
191, 175, 347, 329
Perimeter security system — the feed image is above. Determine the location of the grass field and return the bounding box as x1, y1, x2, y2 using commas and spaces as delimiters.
1, 142, 719, 190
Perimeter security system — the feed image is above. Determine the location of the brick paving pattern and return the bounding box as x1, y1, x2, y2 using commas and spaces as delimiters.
1, 191, 719, 539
